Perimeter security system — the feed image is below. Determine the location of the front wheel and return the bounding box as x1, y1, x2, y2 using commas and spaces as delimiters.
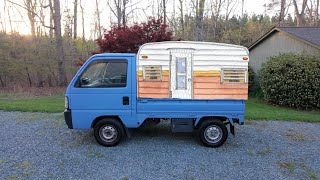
94, 118, 124, 147
197, 119, 228, 147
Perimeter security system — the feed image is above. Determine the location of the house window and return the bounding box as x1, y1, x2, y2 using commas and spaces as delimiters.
221, 68, 248, 84
143, 65, 162, 81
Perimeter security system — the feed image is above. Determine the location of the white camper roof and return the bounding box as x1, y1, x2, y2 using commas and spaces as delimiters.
137, 41, 249, 71
138, 41, 249, 54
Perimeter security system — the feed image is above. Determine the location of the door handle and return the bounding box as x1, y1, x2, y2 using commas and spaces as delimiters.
123, 96, 129, 105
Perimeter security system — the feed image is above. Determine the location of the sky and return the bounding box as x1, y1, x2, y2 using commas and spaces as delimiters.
0, 0, 275, 39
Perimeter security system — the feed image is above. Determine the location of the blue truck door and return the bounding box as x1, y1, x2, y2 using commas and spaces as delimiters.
69, 56, 132, 128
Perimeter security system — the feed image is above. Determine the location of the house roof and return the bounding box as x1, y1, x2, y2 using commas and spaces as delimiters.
248, 26, 320, 51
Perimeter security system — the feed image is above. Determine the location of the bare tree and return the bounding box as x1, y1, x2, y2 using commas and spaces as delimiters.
195, 0, 205, 41
80, 0, 85, 40
1, 0, 7, 32
108, 0, 127, 27
53, 0, 67, 86
224, 0, 238, 30
24, 0, 36, 38
316, 0, 319, 25
293, 0, 308, 26
163, 0, 166, 25
210, 0, 224, 40
239, 0, 244, 44
95, 0, 102, 37
73, 0, 78, 39
279, 0, 286, 26
178, 0, 185, 38
122, 0, 126, 26
306, 0, 320, 25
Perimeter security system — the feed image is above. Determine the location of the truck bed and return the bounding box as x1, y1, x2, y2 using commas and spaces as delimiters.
137, 98, 245, 123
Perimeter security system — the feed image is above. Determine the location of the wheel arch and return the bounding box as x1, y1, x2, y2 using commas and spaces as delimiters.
195, 116, 230, 128
91, 115, 124, 128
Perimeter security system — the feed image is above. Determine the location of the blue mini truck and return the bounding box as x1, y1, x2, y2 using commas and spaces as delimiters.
64, 41, 249, 147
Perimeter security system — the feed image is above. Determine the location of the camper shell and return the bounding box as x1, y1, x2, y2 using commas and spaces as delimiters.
64, 41, 249, 147
137, 41, 249, 99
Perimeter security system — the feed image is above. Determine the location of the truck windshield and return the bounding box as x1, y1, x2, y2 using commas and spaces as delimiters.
79, 60, 127, 88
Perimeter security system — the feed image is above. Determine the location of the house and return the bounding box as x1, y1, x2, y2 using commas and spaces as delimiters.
248, 27, 320, 73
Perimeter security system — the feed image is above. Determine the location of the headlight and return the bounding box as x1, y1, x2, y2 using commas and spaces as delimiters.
65, 96, 69, 109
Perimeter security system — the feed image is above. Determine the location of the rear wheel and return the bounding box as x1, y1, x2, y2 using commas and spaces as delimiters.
94, 118, 124, 147
198, 119, 228, 147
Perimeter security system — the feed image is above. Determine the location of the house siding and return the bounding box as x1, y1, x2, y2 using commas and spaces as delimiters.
249, 31, 320, 73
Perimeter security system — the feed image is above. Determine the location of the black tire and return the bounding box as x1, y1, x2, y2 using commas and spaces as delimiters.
94, 118, 124, 147
197, 119, 228, 148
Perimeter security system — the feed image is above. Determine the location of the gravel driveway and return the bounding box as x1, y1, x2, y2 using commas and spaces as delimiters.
0, 111, 319, 180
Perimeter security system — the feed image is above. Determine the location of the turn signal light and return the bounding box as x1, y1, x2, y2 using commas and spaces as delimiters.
242, 57, 249, 60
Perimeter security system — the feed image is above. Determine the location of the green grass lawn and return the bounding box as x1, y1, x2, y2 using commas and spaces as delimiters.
0, 94, 64, 113
0, 94, 319, 122
245, 98, 320, 122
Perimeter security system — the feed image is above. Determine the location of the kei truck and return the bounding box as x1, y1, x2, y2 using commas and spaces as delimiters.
64, 41, 249, 147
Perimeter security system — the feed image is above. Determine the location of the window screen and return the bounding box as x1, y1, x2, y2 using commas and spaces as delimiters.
143, 65, 162, 81
221, 69, 248, 84
79, 60, 127, 88
176, 57, 187, 89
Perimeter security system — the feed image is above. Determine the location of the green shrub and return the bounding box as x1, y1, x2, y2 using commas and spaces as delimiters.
259, 53, 320, 110
248, 65, 255, 91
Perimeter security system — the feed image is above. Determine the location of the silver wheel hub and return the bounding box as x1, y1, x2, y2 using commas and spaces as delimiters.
99, 125, 118, 142
204, 125, 223, 143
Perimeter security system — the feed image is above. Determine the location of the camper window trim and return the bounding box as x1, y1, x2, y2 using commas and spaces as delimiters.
142, 65, 162, 81
221, 68, 248, 84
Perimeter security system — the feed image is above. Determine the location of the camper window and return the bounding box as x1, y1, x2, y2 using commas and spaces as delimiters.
143, 65, 162, 81
221, 69, 248, 84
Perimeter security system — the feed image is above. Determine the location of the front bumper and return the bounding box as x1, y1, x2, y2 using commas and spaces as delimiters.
64, 109, 73, 129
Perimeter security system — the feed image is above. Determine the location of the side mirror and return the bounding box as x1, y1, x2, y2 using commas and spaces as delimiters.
80, 77, 90, 85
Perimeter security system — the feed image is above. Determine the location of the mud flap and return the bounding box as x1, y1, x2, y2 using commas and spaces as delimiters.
230, 124, 235, 136
124, 127, 132, 138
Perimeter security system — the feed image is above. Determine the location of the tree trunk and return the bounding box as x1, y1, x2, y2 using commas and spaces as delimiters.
53, 0, 67, 86
179, 0, 184, 39
49, 0, 54, 37
95, 0, 102, 37
24, 59, 32, 87
163, 0, 166, 25
80, 0, 85, 40
26, 0, 36, 37
0, 75, 5, 88
315, 0, 319, 25
293, 0, 308, 26
122, 0, 126, 26
195, 0, 205, 41
279, 0, 286, 26
73, 0, 78, 39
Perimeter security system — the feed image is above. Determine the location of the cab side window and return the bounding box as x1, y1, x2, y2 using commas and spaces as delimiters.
79, 60, 127, 88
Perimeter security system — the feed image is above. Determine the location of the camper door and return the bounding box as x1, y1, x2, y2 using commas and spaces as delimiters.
170, 49, 193, 99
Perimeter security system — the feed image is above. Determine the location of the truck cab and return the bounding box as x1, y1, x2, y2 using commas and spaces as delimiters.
65, 41, 248, 147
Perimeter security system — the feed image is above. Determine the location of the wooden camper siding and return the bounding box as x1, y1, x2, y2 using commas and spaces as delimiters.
137, 70, 170, 98
193, 71, 248, 100
137, 70, 248, 99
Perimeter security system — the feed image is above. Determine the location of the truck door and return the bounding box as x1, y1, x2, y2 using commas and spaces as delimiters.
170, 49, 193, 99
70, 57, 132, 114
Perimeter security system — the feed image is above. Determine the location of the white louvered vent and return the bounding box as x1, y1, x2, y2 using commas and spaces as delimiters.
221, 69, 248, 84
143, 65, 162, 81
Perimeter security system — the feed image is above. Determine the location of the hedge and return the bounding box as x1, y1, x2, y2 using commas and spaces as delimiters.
248, 65, 255, 91
259, 53, 320, 110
